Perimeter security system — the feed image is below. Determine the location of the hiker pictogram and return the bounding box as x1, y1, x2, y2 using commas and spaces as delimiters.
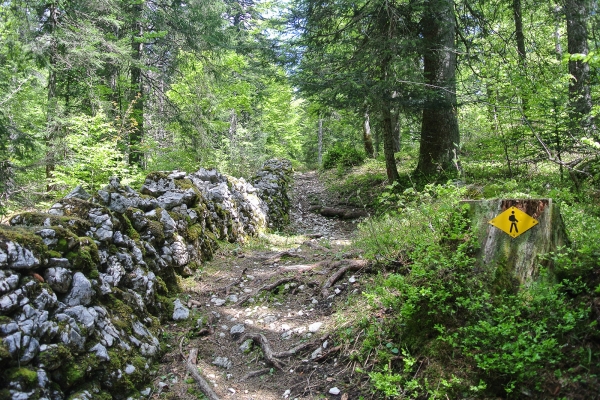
509, 211, 518, 233
489, 206, 539, 238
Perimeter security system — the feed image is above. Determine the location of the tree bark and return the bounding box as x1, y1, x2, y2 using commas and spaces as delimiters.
318, 116, 323, 165
45, 3, 59, 192
391, 109, 401, 153
416, 0, 459, 177
565, 0, 593, 134
362, 111, 375, 158
513, 0, 529, 114
128, 1, 144, 168
382, 103, 400, 183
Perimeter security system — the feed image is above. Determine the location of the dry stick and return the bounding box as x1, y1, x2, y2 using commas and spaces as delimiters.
273, 334, 330, 358
184, 354, 221, 400
179, 338, 220, 400
223, 267, 247, 295
277, 260, 328, 273
238, 333, 285, 370
321, 260, 370, 297
240, 368, 272, 381
235, 277, 300, 306
264, 251, 306, 264
312, 345, 342, 362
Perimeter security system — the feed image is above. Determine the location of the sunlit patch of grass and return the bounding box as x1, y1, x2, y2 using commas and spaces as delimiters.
244, 232, 307, 252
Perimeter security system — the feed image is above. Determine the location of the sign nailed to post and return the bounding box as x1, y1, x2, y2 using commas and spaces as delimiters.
489, 206, 539, 238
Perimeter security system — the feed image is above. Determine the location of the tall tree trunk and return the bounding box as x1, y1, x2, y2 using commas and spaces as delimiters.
391, 110, 401, 153
416, 0, 459, 176
565, 0, 593, 134
382, 104, 400, 183
128, 1, 144, 168
318, 116, 323, 165
45, 3, 59, 192
229, 108, 238, 162
513, 0, 529, 114
362, 111, 375, 158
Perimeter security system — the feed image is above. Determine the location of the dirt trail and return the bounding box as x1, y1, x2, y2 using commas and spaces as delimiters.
152, 171, 369, 400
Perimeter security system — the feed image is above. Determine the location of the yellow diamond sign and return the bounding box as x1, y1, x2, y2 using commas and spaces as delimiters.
489, 206, 539, 238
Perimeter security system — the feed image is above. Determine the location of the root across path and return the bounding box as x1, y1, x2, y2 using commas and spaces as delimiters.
154, 171, 371, 399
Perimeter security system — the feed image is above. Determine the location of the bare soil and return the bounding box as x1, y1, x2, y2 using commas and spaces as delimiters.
150, 171, 373, 400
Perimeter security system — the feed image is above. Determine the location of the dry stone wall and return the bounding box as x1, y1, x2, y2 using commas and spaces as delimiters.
0, 159, 291, 400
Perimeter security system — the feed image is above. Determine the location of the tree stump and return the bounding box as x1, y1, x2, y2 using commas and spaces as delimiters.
462, 199, 569, 289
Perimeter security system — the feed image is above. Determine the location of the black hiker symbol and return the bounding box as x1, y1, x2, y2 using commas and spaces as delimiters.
509, 210, 518, 233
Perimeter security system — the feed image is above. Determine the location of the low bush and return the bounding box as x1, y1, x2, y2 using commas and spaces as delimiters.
322, 143, 366, 170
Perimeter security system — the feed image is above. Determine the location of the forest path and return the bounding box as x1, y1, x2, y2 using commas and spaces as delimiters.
152, 171, 370, 400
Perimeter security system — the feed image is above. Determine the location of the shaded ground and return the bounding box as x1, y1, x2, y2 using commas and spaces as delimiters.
150, 171, 372, 399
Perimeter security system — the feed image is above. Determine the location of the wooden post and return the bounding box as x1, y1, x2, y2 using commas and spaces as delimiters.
462, 199, 569, 289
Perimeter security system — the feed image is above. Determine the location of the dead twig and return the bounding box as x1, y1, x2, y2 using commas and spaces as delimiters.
240, 368, 272, 381
213, 267, 247, 295
179, 338, 220, 400
235, 277, 301, 306
277, 261, 327, 273
238, 333, 285, 370
273, 334, 329, 358
312, 345, 342, 362
185, 349, 219, 400
264, 251, 305, 265
321, 260, 370, 297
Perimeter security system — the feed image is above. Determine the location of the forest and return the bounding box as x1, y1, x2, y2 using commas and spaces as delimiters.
1, 0, 600, 398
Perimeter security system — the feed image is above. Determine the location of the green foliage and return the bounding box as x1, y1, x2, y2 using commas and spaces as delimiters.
350, 181, 597, 398
322, 143, 366, 170
51, 113, 144, 194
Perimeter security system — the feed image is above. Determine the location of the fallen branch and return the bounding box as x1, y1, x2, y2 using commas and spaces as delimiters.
240, 368, 272, 381
185, 349, 219, 400
238, 333, 285, 370
274, 334, 330, 358
303, 240, 329, 252
277, 261, 327, 273
179, 339, 220, 400
216, 268, 248, 296
235, 277, 300, 306
264, 251, 305, 265
321, 260, 370, 297
312, 345, 342, 362
319, 206, 368, 220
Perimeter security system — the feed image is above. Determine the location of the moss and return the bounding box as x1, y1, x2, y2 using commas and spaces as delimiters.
0, 225, 48, 260
144, 171, 171, 181
117, 213, 140, 241
155, 276, 169, 295
10, 212, 91, 236
38, 344, 72, 370
60, 236, 99, 276
4, 367, 38, 389
186, 223, 203, 242
104, 292, 135, 333
146, 220, 165, 244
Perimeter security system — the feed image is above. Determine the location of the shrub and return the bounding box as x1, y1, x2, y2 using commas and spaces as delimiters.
322, 143, 365, 169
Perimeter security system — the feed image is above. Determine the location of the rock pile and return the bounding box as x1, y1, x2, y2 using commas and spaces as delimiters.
0, 160, 291, 399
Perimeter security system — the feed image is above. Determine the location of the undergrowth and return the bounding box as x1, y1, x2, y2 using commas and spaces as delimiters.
343, 179, 600, 399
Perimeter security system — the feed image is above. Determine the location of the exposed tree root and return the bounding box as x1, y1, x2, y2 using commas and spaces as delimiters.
319, 206, 369, 220
277, 261, 327, 273
274, 334, 330, 358
235, 277, 301, 306
312, 345, 342, 362
264, 251, 305, 265
303, 240, 330, 252
185, 349, 219, 400
212, 268, 248, 294
321, 260, 370, 297
240, 368, 272, 381
238, 333, 285, 370
180, 340, 220, 400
